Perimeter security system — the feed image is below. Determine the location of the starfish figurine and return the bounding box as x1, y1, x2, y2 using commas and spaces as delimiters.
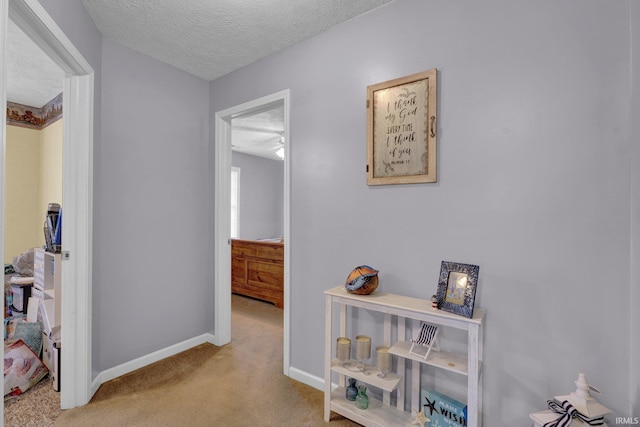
411, 408, 431, 427
424, 396, 438, 416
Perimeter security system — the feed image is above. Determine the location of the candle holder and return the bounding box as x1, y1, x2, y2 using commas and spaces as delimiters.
336, 337, 351, 366
355, 335, 371, 374
376, 346, 393, 378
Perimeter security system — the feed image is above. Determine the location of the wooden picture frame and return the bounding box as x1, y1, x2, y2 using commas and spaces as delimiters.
436, 261, 479, 318
366, 69, 437, 185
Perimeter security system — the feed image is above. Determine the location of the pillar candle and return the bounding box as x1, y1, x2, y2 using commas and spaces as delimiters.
336, 337, 351, 361
355, 335, 371, 360
376, 346, 392, 375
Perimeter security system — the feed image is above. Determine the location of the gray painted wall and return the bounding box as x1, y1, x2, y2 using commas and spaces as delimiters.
41, 0, 102, 71
95, 38, 211, 369
232, 151, 284, 240
40, 0, 213, 374
631, 2, 640, 419
211, 0, 633, 424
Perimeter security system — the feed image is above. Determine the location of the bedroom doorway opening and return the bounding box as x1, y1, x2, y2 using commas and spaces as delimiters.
3, 15, 65, 416
214, 89, 291, 375
230, 103, 285, 308
1, 0, 95, 411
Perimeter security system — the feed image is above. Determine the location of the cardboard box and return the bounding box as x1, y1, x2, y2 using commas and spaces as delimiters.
420, 389, 467, 427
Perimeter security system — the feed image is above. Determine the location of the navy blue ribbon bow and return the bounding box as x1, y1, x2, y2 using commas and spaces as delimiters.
542, 400, 605, 427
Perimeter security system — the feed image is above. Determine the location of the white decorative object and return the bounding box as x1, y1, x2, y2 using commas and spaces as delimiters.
529, 373, 611, 427
376, 346, 393, 378
564, 373, 608, 419
411, 408, 431, 427
409, 323, 441, 360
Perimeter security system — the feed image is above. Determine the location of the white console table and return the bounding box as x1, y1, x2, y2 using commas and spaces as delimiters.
324, 285, 485, 427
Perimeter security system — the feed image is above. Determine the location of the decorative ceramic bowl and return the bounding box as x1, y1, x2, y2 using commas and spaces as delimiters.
345, 265, 379, 295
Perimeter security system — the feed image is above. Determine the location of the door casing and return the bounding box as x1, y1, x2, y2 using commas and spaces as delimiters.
213, 89, 291, 374
0, 0, 94, 410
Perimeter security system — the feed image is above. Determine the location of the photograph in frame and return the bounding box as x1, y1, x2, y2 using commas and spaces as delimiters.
436, 261, 479, 318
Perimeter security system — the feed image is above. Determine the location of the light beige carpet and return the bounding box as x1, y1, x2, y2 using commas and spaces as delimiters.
4, 375, 60, 426
49, 295, 359, 426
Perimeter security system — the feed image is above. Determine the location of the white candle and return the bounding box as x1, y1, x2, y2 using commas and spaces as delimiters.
355, 335, 371, 360
336, 337, 351, 361
376, 346, 392, 377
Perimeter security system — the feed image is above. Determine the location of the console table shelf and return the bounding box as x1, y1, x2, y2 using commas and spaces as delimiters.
324, 285, 485, 427
388, 340, 471, 376
330, 388, 412, 427
330, 359, 402, 393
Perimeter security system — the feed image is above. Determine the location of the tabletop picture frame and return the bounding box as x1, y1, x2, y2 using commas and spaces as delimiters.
436, 261, 479, 318
366, 68, 437, 185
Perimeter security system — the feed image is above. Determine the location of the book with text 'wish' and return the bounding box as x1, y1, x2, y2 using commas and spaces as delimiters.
420, 388, 468, 427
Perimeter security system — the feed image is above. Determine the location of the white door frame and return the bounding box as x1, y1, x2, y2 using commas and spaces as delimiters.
214, 89, 291, 374
1, 0, 94, 410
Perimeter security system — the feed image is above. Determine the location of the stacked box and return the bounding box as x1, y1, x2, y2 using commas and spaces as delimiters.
420, 389, 467, 427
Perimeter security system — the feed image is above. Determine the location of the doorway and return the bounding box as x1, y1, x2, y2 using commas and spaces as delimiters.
1, 0, 94, 411
214, 89, 291, 374
4, 16, 64, 418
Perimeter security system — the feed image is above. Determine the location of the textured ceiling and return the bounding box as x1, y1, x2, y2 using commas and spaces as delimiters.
6, 0, 392, 157
80, 0, 393, 81
232, 105, 285, 161
7, 19, 64, 107
78, 0, 392, 158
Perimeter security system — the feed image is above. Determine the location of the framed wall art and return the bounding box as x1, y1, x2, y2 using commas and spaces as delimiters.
435, 261, 479, 318
366, 68, 437, 185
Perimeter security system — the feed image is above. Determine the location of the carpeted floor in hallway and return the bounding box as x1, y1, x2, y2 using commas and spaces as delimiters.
50, 295, 360, 426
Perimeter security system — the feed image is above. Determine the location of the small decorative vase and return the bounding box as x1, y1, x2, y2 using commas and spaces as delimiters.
355, 385, 369, 410
345, 265, 379, 295
346, 378, 358, 401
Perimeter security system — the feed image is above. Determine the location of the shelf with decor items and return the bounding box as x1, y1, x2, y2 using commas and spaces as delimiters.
329, 358, 402, 393
324, 285, 485, 427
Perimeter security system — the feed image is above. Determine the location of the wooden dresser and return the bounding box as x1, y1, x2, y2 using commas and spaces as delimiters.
231, 239, 284, 309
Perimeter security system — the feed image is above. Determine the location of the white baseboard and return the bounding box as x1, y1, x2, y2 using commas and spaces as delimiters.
91, 333, 216, 397
288, 366, 324, 391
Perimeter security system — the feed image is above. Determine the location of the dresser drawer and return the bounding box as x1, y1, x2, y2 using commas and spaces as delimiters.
231, 241, 257, 257
231, 257, 246, 283
247, 260, 283, 290
255, 244, 284, 261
